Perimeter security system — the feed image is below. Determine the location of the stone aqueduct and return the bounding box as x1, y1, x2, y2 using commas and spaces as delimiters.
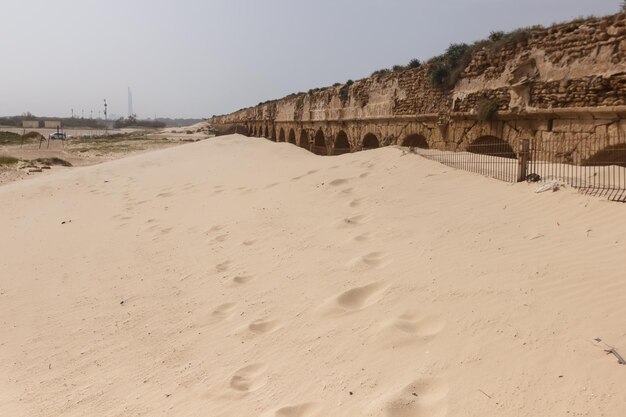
211, 13, 626, 165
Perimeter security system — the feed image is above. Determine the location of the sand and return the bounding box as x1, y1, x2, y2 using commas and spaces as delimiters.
1, 134, 625, 417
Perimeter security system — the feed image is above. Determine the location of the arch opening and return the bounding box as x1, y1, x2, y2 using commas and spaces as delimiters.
334, 131, 351, 155
299, 130, 310, 150
271, 127, 277, 142
467, 136, 516, 159
288, 129, 296, 144
362, 133, 379, 150
264, 126, 269, 138
313, 129, 327, 155
402, 134, 429, 149
583, 143, 626, 167
278, 128, 286, 142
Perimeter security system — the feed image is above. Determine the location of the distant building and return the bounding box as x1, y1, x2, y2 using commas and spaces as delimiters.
22, 120, 39, 128
44, 120, 61, 129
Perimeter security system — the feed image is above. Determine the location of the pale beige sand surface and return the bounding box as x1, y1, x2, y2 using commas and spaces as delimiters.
1, 134, 625, 417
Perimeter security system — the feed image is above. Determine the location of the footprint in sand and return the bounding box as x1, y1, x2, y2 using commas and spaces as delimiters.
348, 251, 388, 269
365, 378, 448, 417
337, 214, 368, 228
349, 198, 363, 207
248, 318, 281, 334
208, 225, 225, 233
242, 239, 257, 246
214, 234, 229, 243
353, 232, 372, 242
229, 363, 268, 392
378, 312, 446, 349
231, 274, 255, 285
212, 302, 238, 320
329, 178, 349, 186
216, 261, 231, 272
272, 403, 322, 417
156, 192, 173, 198
265, 182, 279, 189
322, 282, 386, 317
391, 313, 445, 337
359, 172, 370, 178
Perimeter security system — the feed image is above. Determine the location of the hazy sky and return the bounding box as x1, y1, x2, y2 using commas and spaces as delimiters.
0, 0, 621, 119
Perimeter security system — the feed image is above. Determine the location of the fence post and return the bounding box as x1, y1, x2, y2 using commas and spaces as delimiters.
517, 139, 530, 182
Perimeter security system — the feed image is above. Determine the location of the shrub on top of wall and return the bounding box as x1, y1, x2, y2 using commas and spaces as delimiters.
407, 59, 422, 69
371, 68, 391, 77
427, 43, 472, 89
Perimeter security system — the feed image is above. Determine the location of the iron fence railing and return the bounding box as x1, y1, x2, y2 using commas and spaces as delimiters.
528, 138, 626, 202
412, 138, 626, 202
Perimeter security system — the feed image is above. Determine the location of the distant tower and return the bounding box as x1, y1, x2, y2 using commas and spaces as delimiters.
127, 87, 134, 117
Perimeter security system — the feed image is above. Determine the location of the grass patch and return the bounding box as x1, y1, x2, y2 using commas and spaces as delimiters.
0, 155, 19, 165
0, 131, 23, 145
32, 157, 72, 167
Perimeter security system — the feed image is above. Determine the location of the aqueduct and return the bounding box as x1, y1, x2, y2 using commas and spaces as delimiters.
211, 12, 626, 167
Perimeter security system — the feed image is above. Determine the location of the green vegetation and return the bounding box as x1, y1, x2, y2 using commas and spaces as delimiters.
346, 80, 354, 86
407, 59, 422, 69
0, 131, 22, 145
113, 114, 165, 129
428, 43, 472, 89
0, 155, 19, 165
371, 68, 391, 77
476, 98, 500, 122
426, 24, 545, 89
488, 31, 505, 42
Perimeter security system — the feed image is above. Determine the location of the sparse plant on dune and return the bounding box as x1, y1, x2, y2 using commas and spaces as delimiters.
0, 155, 19, 165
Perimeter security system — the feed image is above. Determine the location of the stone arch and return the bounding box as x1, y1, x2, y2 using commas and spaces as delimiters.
467, 136, 516, 159
271, 126, 277, 141
313, 129, 327, 155
583, 143, 626, 167
401, 134, 429, 149
264, 126, 269, 138
288, 129, 296, 144
334, 131, 351, 155
278, 128, 286, 142
362, 133, 379, 150
299, 130, 310, 150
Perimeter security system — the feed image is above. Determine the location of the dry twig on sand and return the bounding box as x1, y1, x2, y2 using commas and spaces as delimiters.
594, 338, 626, 365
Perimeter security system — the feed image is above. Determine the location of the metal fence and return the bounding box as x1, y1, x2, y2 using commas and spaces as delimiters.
413, 138, 626, 202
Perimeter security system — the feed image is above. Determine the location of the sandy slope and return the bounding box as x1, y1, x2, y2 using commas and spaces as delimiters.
1, 134, 625, 417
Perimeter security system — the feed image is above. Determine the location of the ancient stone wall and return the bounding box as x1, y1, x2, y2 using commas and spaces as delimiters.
210, 13, 626, 164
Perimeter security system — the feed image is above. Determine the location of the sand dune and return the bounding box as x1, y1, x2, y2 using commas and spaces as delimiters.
1, 134, 625, 416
